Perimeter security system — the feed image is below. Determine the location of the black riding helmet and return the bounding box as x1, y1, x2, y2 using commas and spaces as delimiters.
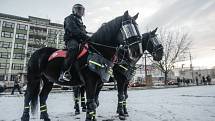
72, 4, 85, 17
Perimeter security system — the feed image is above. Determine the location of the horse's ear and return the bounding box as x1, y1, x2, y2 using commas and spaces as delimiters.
152, 27, 158, 34
133, 13, 139, 20
124, 10, 129, 17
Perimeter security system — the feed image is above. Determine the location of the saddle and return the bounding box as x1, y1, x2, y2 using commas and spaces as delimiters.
48, 43, 89, 61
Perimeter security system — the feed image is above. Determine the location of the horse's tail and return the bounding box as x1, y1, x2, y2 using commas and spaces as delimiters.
30, 80, 40, 115
26, 47, 57, 115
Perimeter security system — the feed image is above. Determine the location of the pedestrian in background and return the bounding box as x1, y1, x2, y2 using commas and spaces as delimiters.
11, 74, 22, 95
195, 76, 199, 86
198, 74, 202, 85
202, 76, 206, 85
206, 75, 211, 85
177, 77, 181, 87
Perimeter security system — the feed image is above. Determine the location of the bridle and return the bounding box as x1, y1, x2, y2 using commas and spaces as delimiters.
118, 19, 143, 61
145, 33, 163, 57
87, 18, 142, 63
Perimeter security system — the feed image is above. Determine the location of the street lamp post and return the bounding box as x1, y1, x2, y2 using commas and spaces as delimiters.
144, 53, 147, 81
189, 50, 194, 83
4, 59, 8, 82
143, 52, 153, 86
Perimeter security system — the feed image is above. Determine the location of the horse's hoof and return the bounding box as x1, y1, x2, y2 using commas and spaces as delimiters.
44, 118, 51, 121
82, 107, 86, 112
21, 113, 29, 121
40, 113, 51, 121
124, 110, 129, 117
85, 118, 97, 121
124, 113, 129, 117
119, 115, 126, 120
40, 117, 51, 121
75, 110, 80, 115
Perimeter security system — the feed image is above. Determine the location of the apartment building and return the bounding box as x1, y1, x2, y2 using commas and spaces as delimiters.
0, 13, 64, 87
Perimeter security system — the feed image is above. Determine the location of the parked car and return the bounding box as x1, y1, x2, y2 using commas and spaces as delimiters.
167, 80, 178, 85
129, 82, 145, 87
0, 83, 5, 93
153, 81, 165, 86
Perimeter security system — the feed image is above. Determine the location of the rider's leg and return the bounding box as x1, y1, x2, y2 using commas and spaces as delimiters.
59, 40, 79, 82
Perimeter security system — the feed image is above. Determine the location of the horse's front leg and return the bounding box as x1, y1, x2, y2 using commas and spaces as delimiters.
94, 82, 103, 107
85, 76, 98, 121
80, 86, 87, 112
116, 78, 126, 120
123, 81, 129, 117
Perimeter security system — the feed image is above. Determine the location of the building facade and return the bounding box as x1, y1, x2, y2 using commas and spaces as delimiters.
0, 13, 64, 87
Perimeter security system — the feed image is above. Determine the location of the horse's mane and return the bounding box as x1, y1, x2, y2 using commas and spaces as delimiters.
90, 15, 123, 46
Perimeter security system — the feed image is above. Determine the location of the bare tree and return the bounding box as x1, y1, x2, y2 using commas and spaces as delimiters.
153, 28, 192, 85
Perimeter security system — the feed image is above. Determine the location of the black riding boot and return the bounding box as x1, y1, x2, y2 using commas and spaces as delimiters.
59, 70, 72, 82
59, 40, 79, 82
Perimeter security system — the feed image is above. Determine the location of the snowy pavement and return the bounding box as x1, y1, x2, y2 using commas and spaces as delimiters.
0, 85, 215, 121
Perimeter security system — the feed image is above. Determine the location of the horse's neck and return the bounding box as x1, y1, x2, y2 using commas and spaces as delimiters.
91, 44, 116, 61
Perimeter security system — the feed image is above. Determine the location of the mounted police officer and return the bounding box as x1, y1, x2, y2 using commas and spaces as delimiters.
59, 4, 90, 82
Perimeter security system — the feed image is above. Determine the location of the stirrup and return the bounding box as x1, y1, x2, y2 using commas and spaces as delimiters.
62, 71, 71, 81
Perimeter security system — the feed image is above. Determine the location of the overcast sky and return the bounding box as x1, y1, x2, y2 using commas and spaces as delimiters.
0, 0, 215, 68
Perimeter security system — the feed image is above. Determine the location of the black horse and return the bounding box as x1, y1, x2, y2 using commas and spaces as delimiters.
114, 28, 163, 120
21, 11, 142, 121
73, 28, 163, 120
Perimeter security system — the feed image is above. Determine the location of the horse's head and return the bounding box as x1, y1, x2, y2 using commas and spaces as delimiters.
142, 28, 163, 61
116, 11, 142, 61
91, 11, 142, 61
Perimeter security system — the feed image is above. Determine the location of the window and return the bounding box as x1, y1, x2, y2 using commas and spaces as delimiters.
0, 52, 10, 59
2, 21, 15, 28
47, 36, 56, 43
48, 29, 57, 34
17, 24, 28, 30
10, 75, 16, 81
27, 46, 38, 53
13, 53, 25, 59
0, 41, 12, 48
0, 63, 9, 69
16, 33, 27, 40
12, 63, 23, 70
0, 75, 4, 81
1, 31, 13, 38
0, 63, 7, 69
14, 43, 25, 49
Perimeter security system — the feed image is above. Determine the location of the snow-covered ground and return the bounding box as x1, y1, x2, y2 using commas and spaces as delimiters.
0, 85, 215, 121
